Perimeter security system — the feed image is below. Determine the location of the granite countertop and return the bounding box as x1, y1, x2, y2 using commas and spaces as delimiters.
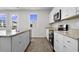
46, 27, 79, 39
55, 29, 79, 40
0, 29, 30, 37
45, 27, 54, 30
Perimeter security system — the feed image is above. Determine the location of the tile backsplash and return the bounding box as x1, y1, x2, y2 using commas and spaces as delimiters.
52, 18, 79, 30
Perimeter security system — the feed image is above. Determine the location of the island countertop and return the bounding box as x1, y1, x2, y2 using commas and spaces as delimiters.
0, 29, 30, 37
0, 29, 31, 52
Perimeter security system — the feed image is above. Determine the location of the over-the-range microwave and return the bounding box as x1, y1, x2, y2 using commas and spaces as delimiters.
54, 9, 61, 22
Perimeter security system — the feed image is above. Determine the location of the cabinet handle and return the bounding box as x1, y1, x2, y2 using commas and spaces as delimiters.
65, 14, 69, 17
77, 10, 79, 12
67, 41, 70, 43
56, 40, 58, 42
19, 41, 21, 44
64, 45, 67, 48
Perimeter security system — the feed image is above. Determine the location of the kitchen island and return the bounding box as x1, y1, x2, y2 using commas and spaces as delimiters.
0, 29, 31, 52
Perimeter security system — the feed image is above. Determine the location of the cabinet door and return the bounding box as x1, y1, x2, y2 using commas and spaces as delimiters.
61, 7, 76, 19
63, 44, 77, 52
58, 34, 63, 52
12, 35, 23, 52
49, 9, 54, 23
22, 31, 30, 50
63, 35, 78, 50
54, 32, 78, 52
12, 31, 30, 52
61, 7, 70, 19
54, 40, 59, 52
76, 7, 79, 15
63, 35, 78, 52
46, 29, 49, 41
48, 14, 50, 23
54, 32, 59, 51
68, 7, 76, 18
54, 32, 63, 52
54, 38, 63, 52
0, 37, 11, 52
63, 44, 71, 52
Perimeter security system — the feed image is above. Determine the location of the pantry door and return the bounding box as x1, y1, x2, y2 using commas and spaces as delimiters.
29, 13, 38, 37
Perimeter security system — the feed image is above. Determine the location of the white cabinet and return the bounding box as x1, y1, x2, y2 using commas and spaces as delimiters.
49, 7, 77, 22
0, 30, 30, 52
69, 7, 76, 17
12, 35, 23, 52
63, 35, 78, 50
54, 39, 62, 52
54, 32, 63, 52
49, 7, 61, 23
12, 32, 30, 52
61, 8, 68, 19
49, 10, 54, 23
54, 32, 79, 52
46, 29, 49, 41
48, 14, 51, 23
63, 44, 74, 52
61, 7, 76, 19
63, 35, 78, 52
63, 43, 77, 52
54, 40, 59, 52
76, 7, 79, 15
0, 37, 11, 52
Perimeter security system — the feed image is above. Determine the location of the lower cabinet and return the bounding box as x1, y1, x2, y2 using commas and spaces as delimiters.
0, 30, 31, 52
0, 37, 11, 52
12, 31, 30, 52
12, 35, 23, 52
54, 41, 59, 52
54, 40, 63, 52
54, 32, 79, 52
54, 32, 63, 52
63, 44, 77, 52
46, 29, 49, 41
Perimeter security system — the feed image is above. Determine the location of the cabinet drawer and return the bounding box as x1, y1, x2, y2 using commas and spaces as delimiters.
63, 36, 78, 50
54, 39, 63, 52
54, 40, 59, 52
63, 43, 78, 52
54, 33, 63, 43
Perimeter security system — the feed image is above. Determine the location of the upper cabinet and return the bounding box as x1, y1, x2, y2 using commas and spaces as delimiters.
76, 7, 79, 15
61, 7, 76, 19
49, 8, 60, 23
49, 9, 54, 23
49, 7, 78, 23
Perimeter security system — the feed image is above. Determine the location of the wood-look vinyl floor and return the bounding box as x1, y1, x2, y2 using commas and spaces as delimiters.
26, 38, 53, 52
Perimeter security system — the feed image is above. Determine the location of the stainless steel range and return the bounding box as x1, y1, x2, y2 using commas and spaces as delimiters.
49, 30, 54, 51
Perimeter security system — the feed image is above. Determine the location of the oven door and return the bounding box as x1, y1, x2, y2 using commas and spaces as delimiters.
49, 31, 54, 46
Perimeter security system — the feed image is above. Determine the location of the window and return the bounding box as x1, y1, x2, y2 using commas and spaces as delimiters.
0, 14, 7, 27
12, 15, 17, 22
30, 14, 37, 24
12, 15, 18, 29
30, 14, 37, 27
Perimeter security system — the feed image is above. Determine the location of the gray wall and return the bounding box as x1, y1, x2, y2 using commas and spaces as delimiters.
28, 10, 50, 37
17, 10, 50, 37
0, 10, 50, 37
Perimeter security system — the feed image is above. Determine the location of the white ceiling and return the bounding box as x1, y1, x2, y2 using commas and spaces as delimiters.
22, 7, 53, 10
0, 7, 53, 11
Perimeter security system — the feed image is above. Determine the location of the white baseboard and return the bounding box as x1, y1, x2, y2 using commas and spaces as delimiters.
32, 37, 46, 39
